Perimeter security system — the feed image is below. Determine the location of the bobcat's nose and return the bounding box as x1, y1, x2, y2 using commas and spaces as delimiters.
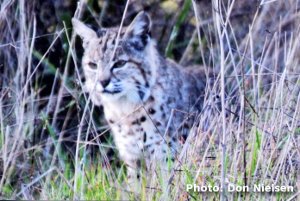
100, 78, 110, 88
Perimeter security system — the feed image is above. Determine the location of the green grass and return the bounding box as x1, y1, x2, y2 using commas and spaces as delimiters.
165, 0, 192, 58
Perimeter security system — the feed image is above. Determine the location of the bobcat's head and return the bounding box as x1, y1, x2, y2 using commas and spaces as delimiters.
72, 12, 158, 106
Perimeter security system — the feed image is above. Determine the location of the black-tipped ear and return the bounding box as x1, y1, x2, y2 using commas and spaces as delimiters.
124, 11, 151, 50
126, 11, 151, 37
72, 18, 97, 46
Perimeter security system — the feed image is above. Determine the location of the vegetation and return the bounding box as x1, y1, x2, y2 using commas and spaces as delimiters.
0, 0, 299, 200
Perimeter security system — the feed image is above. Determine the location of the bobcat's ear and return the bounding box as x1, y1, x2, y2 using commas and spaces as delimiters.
125, 11, 151, 50
72, 18, 97, 44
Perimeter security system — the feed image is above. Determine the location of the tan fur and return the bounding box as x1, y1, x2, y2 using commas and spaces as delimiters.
72, 12, 215, 183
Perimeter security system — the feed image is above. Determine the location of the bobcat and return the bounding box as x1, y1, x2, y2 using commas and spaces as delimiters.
72, 11, 215, 183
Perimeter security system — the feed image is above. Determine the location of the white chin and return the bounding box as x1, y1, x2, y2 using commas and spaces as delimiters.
101, 91, 123, 102
101, 90, 142, 104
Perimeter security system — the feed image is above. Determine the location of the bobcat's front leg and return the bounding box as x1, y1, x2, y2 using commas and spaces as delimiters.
125, 160, 144, 194
119, 151, 142, 191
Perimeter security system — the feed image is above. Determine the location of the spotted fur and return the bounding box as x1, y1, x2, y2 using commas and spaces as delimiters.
72, 12, 212, 182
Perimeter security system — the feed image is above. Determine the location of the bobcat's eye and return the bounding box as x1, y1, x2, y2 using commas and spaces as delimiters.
112, 60, 127, 69
88, 62, 97, 69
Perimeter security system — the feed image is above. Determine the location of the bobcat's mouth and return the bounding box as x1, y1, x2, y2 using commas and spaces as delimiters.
102, 89, 122, 94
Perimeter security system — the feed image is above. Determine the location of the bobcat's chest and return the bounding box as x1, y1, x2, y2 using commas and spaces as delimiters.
108, 111, 166, 158
103, 96, 170, 158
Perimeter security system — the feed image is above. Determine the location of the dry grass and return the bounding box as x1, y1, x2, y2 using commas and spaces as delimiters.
0, 0, 300, 200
